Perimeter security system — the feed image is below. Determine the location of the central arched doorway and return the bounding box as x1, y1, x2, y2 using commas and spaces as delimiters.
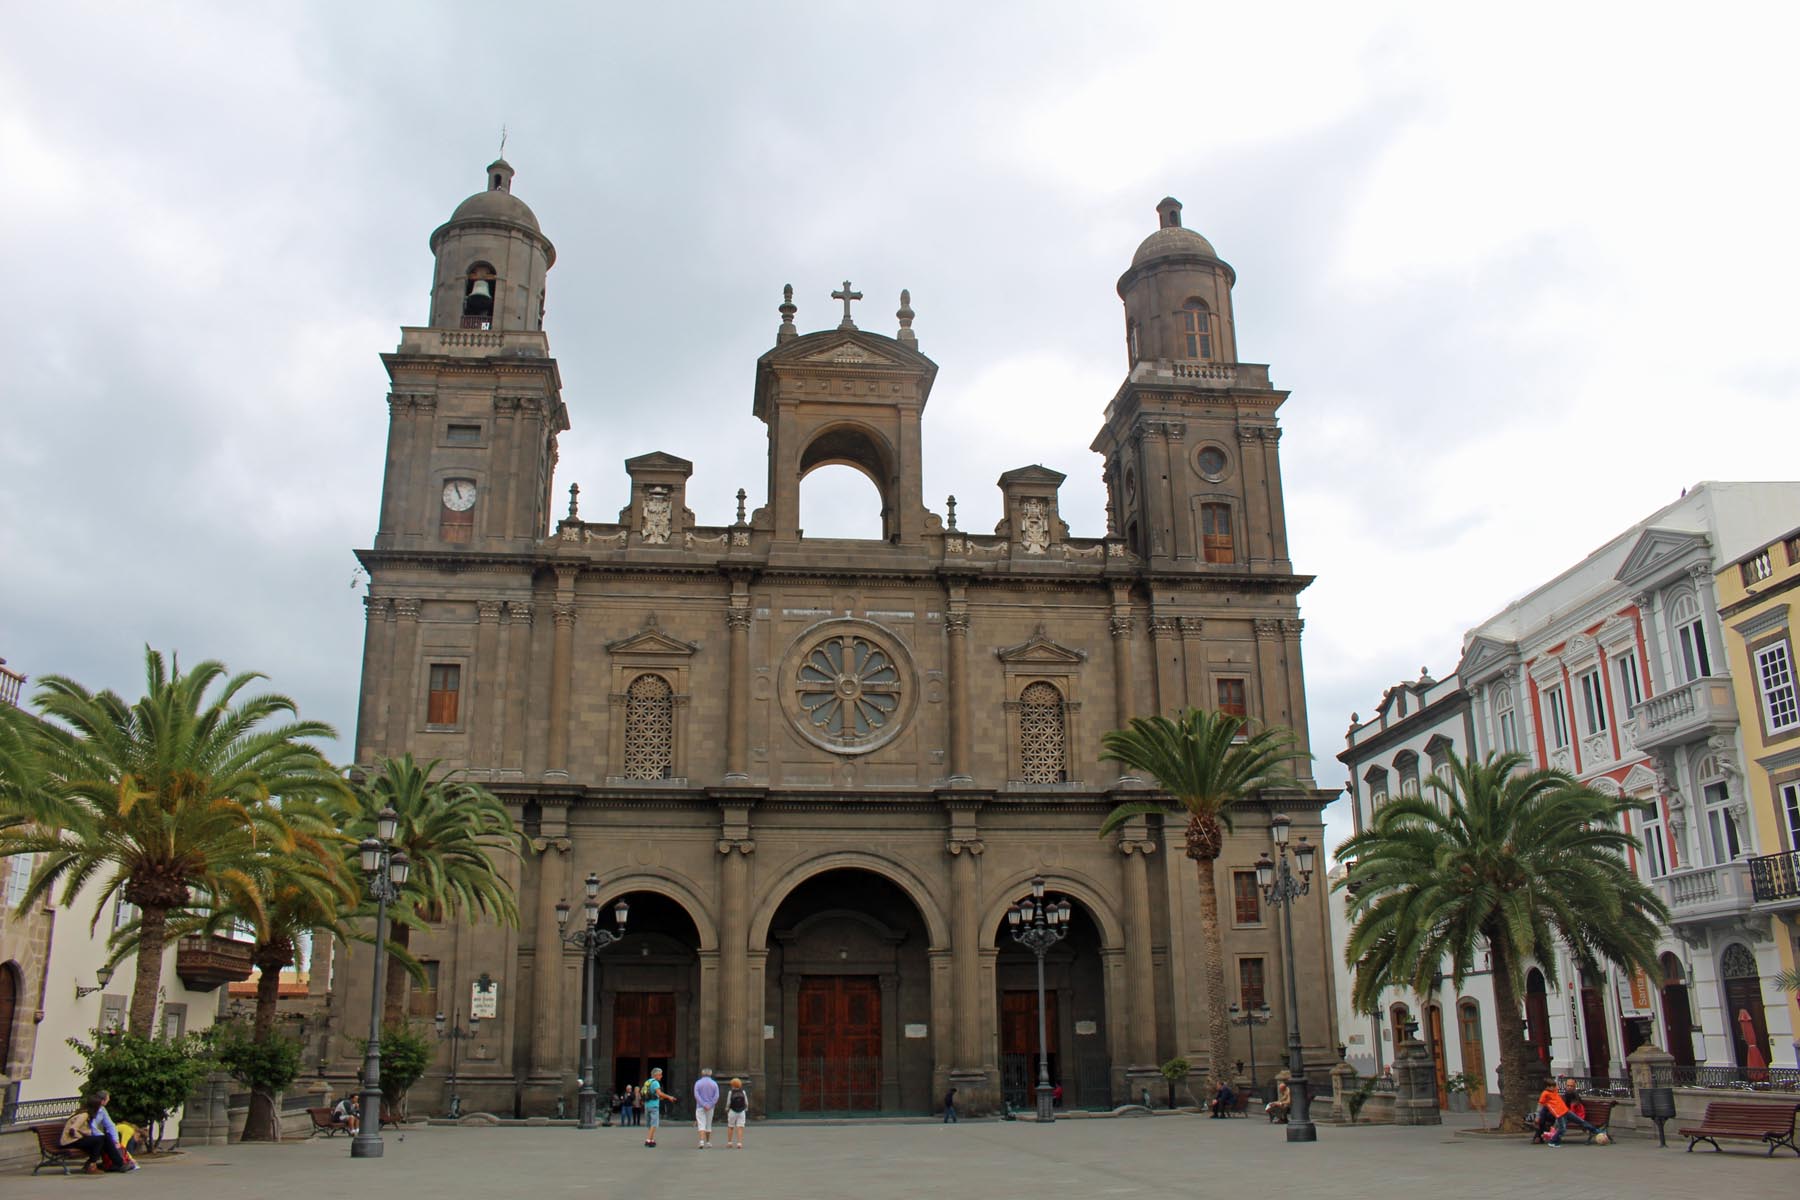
1722, 942, 1770, 1072
1524, 969, 1552, 1070
994, 895, 1110, 1111
763, 868, 936, 1115
593, 891, 704, 1097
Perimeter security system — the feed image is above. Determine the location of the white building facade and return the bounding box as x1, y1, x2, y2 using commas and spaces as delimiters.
1337, 482, 1800, 1104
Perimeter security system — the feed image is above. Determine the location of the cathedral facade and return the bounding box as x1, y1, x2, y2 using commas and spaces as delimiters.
330, 162, 1339, 1116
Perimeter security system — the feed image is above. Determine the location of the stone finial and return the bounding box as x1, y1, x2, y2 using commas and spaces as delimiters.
1157, 196, 1182, 229
735, 488, 748, 525
777, 284, 797, 343
896, 289, 917, 348
945, 495, 958, 531
567, 481, 580, 521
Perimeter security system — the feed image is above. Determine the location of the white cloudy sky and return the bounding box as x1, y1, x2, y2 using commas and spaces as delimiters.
4, 4, 1797, 853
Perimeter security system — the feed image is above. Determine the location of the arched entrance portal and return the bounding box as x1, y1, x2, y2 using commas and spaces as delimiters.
764, 869, 935, 1115
1524, 969, 1552, 1069
593, 891, 703, 1097
1660, 953, 1696, 1067
1721, 943, 1770, 1072
994, 898, 1110, 1111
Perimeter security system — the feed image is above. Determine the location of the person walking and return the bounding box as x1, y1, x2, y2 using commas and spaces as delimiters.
693, 1068, 720, 1149
724, 1077, 749, 1149
943, 1087, 958, 1123
641, 1067, 668, 1147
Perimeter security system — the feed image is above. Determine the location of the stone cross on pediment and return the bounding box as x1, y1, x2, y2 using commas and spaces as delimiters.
832, 280, 863, 330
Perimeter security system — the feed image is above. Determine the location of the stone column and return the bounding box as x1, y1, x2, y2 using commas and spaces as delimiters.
546, 578, 576, 779
1253, 618, 1285, 726
1119, 829, 1159, 1072
724, 596, 752, 783
1141, 422, 1174, 561
1279, 619, 1311, 773
1108, 592, 1137, 745
1179, 615, 1206, 711
384, 598, 421, 751
355, 596, 393, 764
945, 597, 974, 784
948, 837, 983, 1067
879, 973, 902, 1110
529, 813, 571, 1088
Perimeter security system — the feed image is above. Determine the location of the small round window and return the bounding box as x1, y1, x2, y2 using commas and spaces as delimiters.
1196, 446, 1228, 481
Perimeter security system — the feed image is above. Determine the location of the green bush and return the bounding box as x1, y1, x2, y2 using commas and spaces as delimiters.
212, 1023, 304, 1095
1159, 1056, 1190, 1084
355, 1024, 432, 1105
66, 1028, 214, 1133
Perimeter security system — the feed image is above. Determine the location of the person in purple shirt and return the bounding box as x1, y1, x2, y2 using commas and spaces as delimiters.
693, 1068, 720, 1149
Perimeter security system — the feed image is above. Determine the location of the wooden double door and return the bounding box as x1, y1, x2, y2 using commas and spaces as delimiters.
613, 991, 675, 1094
796, 976, 881, 1112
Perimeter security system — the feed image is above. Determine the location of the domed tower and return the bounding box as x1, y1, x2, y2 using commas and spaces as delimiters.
1118, 197, 1237, 368
427, 158, 556, 332
367, 159, 568, 557
1090, 198, 1291, 574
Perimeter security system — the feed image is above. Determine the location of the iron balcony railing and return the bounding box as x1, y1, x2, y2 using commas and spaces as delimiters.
1750, 850, 1800, 903
1669, 1065, 1800, 1092
0, 1094, 81, 1131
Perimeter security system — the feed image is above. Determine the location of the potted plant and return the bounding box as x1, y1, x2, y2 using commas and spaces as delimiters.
1445, 1072, 1485, 1127
1159, 1057, 1190, 1109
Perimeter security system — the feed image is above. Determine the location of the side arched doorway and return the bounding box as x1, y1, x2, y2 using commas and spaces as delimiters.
1660, 953, 1696, 1067
994, 897, 1110, 1111
592, 892, 704, 1097
1578, 966, 1612, 1082
1524, 969, 1552, 1070
0, 961, 21, 1077
1721, 943, 1771, 1072
762, 868, 936, 1115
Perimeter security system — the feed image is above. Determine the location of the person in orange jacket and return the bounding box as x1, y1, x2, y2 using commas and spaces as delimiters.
1534, 1080, 1569, 1144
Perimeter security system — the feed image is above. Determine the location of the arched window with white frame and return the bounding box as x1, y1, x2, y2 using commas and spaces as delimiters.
1668, 591, 1714, 682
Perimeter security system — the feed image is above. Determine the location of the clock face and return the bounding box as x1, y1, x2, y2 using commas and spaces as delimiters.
442, 480, 478, 512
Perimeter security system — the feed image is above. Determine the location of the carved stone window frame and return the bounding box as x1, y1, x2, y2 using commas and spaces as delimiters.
604, 622, 698, 784
417, 649, 471, 734
996, 628, 1087, 788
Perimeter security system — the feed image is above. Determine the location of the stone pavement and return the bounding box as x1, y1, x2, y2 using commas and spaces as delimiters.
10, 1113, 1793, 1199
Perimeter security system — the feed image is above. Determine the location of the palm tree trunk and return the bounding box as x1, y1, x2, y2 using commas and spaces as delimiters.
239, 957, 288, 1142
1192, 856, 1231, 1085
127, 906, 169, 1037
383, 921, 412, 1028
252, 956, 283, 1041
1487, 939, 1538, 1133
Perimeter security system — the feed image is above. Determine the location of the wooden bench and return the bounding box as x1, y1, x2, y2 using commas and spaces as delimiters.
1678, 1100, 1800, 1157
307, 1107, 351, 1137
31, 1123, 92, 1176
1211, 1092, 1250, 1118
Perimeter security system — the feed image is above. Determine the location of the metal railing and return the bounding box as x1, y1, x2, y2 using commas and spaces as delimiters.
1564, 1074, 1634, 1097
1750, 850, 1800, 903
0, 1095, 81, 1131
1671, 1065, 1800, 1092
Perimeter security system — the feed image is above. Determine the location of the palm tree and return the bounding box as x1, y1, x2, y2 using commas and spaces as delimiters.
1099, 708, 1304, 1085
1336, 749, 1667, 1130
0, 648, 346, 1035
348, 756, 522, 1025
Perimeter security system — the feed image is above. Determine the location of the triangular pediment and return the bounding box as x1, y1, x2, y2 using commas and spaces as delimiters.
998, 464, 1068, 489
624, 451, 694, 474
996, 626, 1087, 666
1457, 635, 1517, 680
1616, 527, 1711, 585
605, 620, 698, 657
1622, 762, 1658, 794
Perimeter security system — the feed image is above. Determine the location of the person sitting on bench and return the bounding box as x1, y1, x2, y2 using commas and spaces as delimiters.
1209, 1079, 1238, 1118
1265, 1079, 1292, 1123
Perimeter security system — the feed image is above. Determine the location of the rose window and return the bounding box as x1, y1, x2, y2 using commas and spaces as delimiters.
795, 635, 901, 747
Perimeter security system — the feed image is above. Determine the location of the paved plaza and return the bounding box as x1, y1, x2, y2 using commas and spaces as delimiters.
11, 1114, 1794, 1199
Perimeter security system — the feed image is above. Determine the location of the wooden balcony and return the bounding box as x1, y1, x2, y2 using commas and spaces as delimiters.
175, 935, 255, 992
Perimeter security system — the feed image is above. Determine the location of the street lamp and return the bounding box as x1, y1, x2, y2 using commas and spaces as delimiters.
1007, 876, 1070, 1123
556, 873, 628, 1130
352, 806, 409, 1159
1255, 813, 1318, 1143
1229, 1002, 1274, 1098
435, 1007, 479, 1120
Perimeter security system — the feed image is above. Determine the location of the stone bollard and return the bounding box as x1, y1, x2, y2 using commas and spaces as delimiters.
1393, 1038, 1441, 1126
1329, 1060, 1358, 1123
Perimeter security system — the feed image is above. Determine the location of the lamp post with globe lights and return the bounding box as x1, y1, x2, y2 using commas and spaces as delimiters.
434, 1007, 478, 1119
1229, 1001, 1274, 1098
1007, 877, 1071, 1123
556, 873, 628, 1131
352, 807, 410, 1159
1256, 814, 1318, 1143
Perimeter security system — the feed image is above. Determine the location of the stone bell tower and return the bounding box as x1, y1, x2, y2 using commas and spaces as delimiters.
1091, 198, 1294, 574
372, 159, 568, 555
751, 283, 937, 548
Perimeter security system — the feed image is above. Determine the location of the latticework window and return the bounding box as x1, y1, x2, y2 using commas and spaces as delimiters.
1018, 681, 1068, 784
622, 673, 674, 780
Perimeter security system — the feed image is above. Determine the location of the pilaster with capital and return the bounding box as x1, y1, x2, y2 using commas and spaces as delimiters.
945, 798, 986, 1073
1118, 825, 1160, 1068
1109, 591, 1138, 755
945, 593, 974, 784
384, 598, 423, 752
501, 601, 532, 771
472, 600, 503, 772
545, 575, 577, 779
529, 807, 572, 1081
1149, 614, 1183, 717
725, 591, 753, 782
716, 798, 756, 1073
356, 596, 394, 764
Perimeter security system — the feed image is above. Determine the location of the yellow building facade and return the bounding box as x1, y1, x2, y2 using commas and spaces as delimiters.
1718, 524, 1800, 1065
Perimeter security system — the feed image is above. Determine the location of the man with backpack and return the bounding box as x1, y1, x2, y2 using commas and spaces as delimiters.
724, 1077, 749, 1149
641, 1067, 669, 1147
